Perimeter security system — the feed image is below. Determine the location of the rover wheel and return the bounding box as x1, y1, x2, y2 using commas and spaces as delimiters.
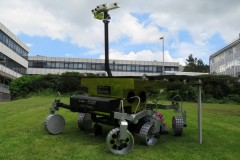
78, 113, 92, 130
172, 116, 184, 136
139, 122, 158, 145
106, 128, 134, 155
44, 114, 65, 135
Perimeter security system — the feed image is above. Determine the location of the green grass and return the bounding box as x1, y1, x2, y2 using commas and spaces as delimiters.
0, 96, 239, 160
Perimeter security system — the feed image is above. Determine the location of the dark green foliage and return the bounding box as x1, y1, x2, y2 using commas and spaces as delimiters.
59, 72, 81, 92
166, 82, 197, 102
10, 72, 98, 99
10, 73, 239, 104
10, 75, 36, 98
151, 74, 240, 104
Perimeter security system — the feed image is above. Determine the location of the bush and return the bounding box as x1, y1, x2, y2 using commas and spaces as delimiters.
10, 75, 41, 99
10, 72, 98, 100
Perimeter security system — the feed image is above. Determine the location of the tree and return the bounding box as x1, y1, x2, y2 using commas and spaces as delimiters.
183, 54, 209, 73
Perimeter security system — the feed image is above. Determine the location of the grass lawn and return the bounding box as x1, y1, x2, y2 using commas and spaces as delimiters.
0, 95, 239, 160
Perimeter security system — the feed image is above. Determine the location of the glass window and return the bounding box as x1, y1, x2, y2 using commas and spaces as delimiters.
157, 67, 162, 72
127, 65, 131, 71
69, 63, 74, 69
140, 66, 144, 71
74, 63, 78, 69
28, 61, 33, 67
96, 64, 101, 70
47, 62, 51, 68
59, 62, 64, 68
0, 31, 2, 41
64, 62, 69, 68
135, 65, 139, 71
149, 66, 153, 72
56, 62, 60, 68
153, 67, 157, 72
123, 65, 127, 71
92, 64, 96, 69
51, 62, 56, 68
131, 65, 136, 71
118, 65, 123, 71
110, 64, 113, 70
144, 66, 149, 72
82, 63, 86, 69
86, 63, 91, 69
78, 63, 83, 69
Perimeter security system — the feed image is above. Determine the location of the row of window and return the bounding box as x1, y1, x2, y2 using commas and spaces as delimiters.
28, 60, 178, 73
0, 30, 28, 58
219, 58, 240, 72
0, 52, 27, 74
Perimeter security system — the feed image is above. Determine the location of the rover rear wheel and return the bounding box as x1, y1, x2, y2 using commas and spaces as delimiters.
139, 122, 158, 145
172, 116, 184, 136
78, 113, 92, 130
106, 128, 134, 155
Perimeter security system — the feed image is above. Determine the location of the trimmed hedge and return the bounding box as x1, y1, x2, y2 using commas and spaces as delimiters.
10, 73, 240, 104
9, 72, 97, 99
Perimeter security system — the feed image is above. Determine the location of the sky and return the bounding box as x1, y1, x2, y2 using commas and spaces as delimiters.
1, 0, 239, 65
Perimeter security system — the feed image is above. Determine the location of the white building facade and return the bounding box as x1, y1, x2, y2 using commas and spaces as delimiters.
28, 56, 180, 76
210, 37, 240, 77
0, 22, 29, 101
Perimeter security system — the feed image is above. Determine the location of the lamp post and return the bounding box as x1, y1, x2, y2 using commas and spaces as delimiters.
160, 37, 164, 75
92, 3, 119, 77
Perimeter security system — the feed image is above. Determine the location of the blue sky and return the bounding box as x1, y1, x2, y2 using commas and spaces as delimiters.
1, 0, 239, 65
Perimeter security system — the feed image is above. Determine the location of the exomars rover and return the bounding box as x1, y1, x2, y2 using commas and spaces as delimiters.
44, 3, 187, 154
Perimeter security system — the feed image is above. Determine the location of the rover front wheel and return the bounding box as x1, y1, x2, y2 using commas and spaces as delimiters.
44, 114, 65, 135
106, 128, 134, 154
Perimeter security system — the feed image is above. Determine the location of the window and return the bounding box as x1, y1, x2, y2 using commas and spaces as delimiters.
96, 64, 101, 70
127, 65, 131, 71
92, 64, 96, 69
123, 65, 127, 71
78, 63, 83, 69
82, 63, 86, 69
0, 52, 26, 74
135, 65, 139, 71
69, 63, 74, 69
47, 62, 51, 68
56, 62, 60, 68
51, 62, 56, 68
131, 65, 136, 71
144, 66, 149, 72
74, 63, 78, 69
59, 62, 64, 68
0, 30, 28, 58
64, 62, 69, 68
0, 30, 2, 41
86, 63, 91, 69
118, 65, 123, 71
149, 66, 153, 72
153, 67, 157, 72
140, 66, 144, 72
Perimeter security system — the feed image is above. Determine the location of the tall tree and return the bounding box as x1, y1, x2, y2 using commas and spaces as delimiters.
183, 54, 209, 73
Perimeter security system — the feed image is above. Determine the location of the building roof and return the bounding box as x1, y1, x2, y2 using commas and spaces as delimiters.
210, 37, 240, 59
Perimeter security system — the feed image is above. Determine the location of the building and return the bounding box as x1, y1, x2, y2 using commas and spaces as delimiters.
28, 56, 180, 76
210, 36, 240, 77
0, 22, 29, 101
